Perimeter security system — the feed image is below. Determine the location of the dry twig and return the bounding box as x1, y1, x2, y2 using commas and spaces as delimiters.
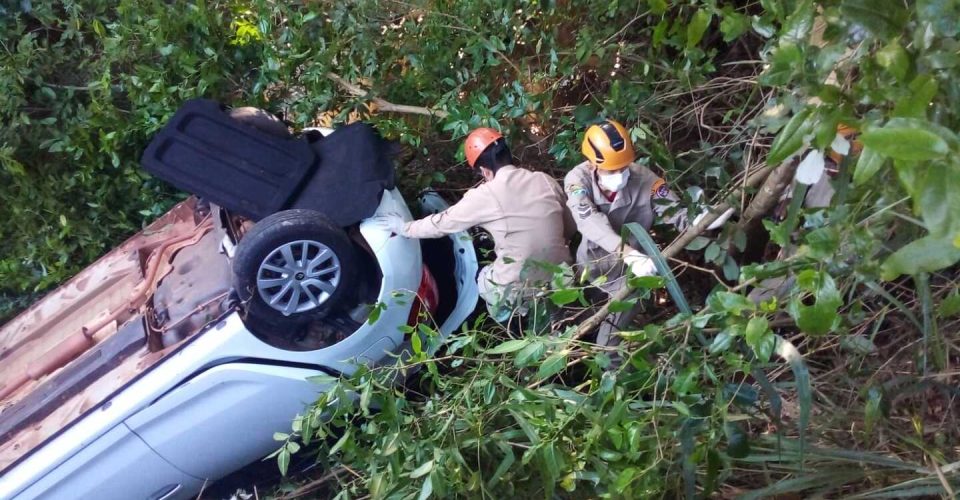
326, 72, 449, 119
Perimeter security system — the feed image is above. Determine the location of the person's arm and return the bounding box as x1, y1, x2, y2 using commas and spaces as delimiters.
651, 180, 733, 232
403, 187, 496, 239
547, 176, 577, 241
564, 170, 624, 254
648, 178, 689, 231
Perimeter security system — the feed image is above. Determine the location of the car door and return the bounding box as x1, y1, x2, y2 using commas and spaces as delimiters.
13, 424, 204, 500
124, 363, 332, 484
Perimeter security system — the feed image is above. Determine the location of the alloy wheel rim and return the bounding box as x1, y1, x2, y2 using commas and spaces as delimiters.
256, 240, 341, 316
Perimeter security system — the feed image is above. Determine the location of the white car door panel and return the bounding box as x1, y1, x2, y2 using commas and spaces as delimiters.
14, 424, 203, 500
125, 363, 331, 481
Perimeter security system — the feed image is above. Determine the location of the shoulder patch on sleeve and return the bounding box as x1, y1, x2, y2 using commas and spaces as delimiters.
651, 178, 670, 199
566, 183, 588, 197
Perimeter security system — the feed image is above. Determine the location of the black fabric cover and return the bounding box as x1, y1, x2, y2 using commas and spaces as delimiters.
141, 99, 395, 226
141, 99, 317, 220
291, 122, 396, 225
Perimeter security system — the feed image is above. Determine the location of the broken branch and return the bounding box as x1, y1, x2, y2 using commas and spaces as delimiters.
326, 72, 449, 119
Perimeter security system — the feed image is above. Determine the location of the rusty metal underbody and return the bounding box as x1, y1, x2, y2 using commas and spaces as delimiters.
0, 197, 233, 470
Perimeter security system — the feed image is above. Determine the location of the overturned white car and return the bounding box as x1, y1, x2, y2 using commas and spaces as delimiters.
0, 100, 478, 499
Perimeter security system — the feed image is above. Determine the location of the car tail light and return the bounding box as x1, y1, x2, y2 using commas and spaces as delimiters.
407, 265, 440, 326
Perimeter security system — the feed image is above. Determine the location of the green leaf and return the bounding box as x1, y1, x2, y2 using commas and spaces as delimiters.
840, 0, 908, 40
705, 242, 721, 262
537, 351, 568, 379
767, 107, 815, 165
794, 303, 838, 335
329, 427, 351, 455
860, 123, 949, 161
722, 256, 740, 282
417, 475, 433, 500
926, 50, 960, 69
652, 18, 669, 47
487, 448, 515, 487
686, 10, 712, 49
707, 291, 756, 316
685, 236, 711, 251
852, 146, 886, 186
515, 340, 546, 366
410, 459, 434, 479
708, 331, 734, 353
881, 235, 960, 280
779, 0, 814, 43
278, 448, 290, 476
647, 0, 667, 14
939, 291, 960, 318
918, 0, 960, 37
893, 75, 939, 119
366, 302, 385, 324
486, 338, 531, 354
411, 329, 423, 355
550, 288, 580, 306
917, 163, 960, 237
745, 316, 770, 348
840, 334, 878, 354
876, 40, 910, 81
609, 300, 636, 313
719, 10, 751, 42
864, 387, 883, 436
788, 270, 842, 335
761, 43, 802, 86
615, 467, 638, 493
273, 432, 289, 441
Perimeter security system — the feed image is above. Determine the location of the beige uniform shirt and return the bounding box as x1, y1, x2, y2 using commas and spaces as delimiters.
564, 161, 685, 290
404, 165, 574, 291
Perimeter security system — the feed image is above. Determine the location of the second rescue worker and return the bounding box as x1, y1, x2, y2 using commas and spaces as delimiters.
565, 119, 731, 347
374, 128, 574, 322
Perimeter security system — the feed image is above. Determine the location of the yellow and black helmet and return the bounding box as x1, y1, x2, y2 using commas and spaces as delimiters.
581, 119, 635, 170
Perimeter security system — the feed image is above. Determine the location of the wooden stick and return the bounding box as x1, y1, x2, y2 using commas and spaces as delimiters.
326, 72, 449, 119
736, 159, 798, 232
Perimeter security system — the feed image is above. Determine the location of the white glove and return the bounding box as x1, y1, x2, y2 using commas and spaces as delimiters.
692, 207, 735, 230
368, 211, 406, 236
623, 250, 658, 277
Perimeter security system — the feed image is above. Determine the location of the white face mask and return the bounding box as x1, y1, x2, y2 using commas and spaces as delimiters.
598, 169, 630, 192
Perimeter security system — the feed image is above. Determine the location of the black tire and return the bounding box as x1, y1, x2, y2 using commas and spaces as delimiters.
233, 209, 357, 326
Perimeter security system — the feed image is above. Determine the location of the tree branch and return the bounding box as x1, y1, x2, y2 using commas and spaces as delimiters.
736, 159, 798, 232
326, 72, 448, 119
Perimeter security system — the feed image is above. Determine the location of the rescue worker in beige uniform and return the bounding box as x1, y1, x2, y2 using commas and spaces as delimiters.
565, 119, 731, 348
374, 128, 574, 322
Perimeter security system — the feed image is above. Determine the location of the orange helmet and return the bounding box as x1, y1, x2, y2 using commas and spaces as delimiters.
828, 124, 863, 164
581, 119, 635, 170
464, 127, 503, 168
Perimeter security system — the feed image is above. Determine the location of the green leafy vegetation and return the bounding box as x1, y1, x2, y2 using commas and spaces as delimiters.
2, 0, 959, 498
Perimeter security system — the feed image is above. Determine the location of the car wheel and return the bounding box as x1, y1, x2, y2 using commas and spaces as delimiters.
233, 209, 356, 325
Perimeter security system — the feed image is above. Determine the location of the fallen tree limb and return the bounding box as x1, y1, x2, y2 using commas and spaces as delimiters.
736, 158, 798, 233
326, 72, 449, 119
573, 165, 778, 340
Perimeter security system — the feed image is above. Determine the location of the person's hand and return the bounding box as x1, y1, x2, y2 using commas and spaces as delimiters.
368, 211, 406, 236
623, 250, 658, 277
692, 207, 735, 230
